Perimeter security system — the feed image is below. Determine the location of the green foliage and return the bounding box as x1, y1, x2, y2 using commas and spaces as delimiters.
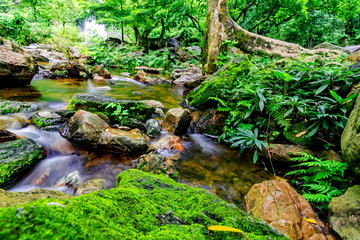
188, 55, 360, 157
105, 102, 130, 123
285, 152, 349, 206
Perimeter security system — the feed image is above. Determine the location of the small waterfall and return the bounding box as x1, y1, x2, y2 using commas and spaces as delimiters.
188, 134, 224, 155
81, 19, 107, 38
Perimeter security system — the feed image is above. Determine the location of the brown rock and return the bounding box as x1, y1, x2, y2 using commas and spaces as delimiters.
345, 51, 360, 63
162, 108, 191, 135
131, 152, 176, 177
154, 135, 185, 151
134, 66, 163, 74
75, 179, 106, 196
265, 144, 314, 162
0, 128, 18, 143
133, 70, 147, 83
91, 64, 111, 79
245, 180, 335, 240
191, 108, 226, 136
0, 37, 39, 87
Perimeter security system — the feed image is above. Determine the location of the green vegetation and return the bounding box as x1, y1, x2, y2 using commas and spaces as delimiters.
285, 152, 349, 208
0, 169, 287, 240
188, 55, 360, 159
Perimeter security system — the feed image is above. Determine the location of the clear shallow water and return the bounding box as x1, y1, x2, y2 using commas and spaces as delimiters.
1, 73, 273, 208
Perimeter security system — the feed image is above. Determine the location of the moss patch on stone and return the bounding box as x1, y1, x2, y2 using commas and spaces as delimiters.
0, 100, 38, 114
67, 94, 155, 123
0, 138, 45, 188
0, 169, 286, 239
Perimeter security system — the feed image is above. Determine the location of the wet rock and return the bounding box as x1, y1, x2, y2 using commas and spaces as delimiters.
120, 118, 145, 131
131, 152, 176, 178
341, 95, 360, 177
59, 110, 148, 154
0, 99, 38, 114
91, 64, 111, 79
0, 115, 27, 129
50, 61, 90, 79
133, 70, 166, 85
23, 44, 67, 62
265, 144, 314, 162
245, 180, 335, 240
134, 66, 163, 74
154, 135, 185, 151
0, 188, 71, 207
55, 110, 75, 119
0, 138, 46, 188
31, 111, 67, 128
162, 108, 191, 135
171, 66, 203, 88
57, 171, 81, 189
67, 93, 155, 123
145, 119, 161, 137
329, 185, 360, 240
140, 100, 165, 115
191, 108, 226, 136
0, 37, 39, 87
0, 129, 18, 143
133, 70, 147, 82
75, 179, 107, 196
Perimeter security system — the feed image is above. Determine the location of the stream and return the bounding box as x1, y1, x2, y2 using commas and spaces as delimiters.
2, 69, 273, 210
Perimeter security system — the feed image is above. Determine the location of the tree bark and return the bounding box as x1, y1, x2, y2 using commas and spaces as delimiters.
203, 0, 332, 75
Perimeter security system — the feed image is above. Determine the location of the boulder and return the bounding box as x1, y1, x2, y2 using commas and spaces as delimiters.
75, 179, 106, 196
140, 100, 165, 115
145, 119, 161, 137
245, 180, 335, 240
0, 138, 45, 188
0, 169, 287, 239
0, 115, 27, 129
171, 66, 203, 88
0, 188, 71, 207
162, 108, 191, 135
341, 95, 360, 176
131, 152, 176, 177
0, 99, 38, 114
67, 94, 155, 123
154, 135, 185, 151
265, 144, 314, 162
133, 70, 166, 85
31, 111, 67, 128
50, 61, 89, 79
345, 51, 360, 63
120, 118, 146, 131
329, 185, 360, 240
0, 37, 39, 87
191, 108, 226, 136
59, 110, 148, 154
91, 64, 111, 79
0, 129, 18, 143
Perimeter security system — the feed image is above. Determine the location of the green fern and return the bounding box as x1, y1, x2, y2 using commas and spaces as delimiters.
285, 152, 349, 206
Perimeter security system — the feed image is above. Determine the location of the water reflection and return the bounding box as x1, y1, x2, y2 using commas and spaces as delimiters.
0, 85, 41, 102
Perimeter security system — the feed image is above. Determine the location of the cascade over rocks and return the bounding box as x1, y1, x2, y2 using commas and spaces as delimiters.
328, 185, 360, 240
0, 138, 46, 188
154, 135, 185, 151
0, 37, 39, 87
59, 110, 148, 154
162, 108, 191, 135
245, 180, 335, 240
191, 108, 226, 136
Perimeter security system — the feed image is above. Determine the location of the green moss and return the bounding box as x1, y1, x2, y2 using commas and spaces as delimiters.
283, 123, 318, 146
67, 94, 155, 123
0, 100, 38, 114
0, 138, 45, 188
0, 169, 286, 239
31, 113, 66, 128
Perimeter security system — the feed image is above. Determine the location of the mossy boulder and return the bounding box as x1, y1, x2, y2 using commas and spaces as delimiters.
0, 169, 286, 239
283, 123, 317, 146
0, 99, 38, 114
0, 138, 45, 188
31, 111, 67, 128
0, 188, 72, 207
191, 108, 226, 136
67, 94, 155, 123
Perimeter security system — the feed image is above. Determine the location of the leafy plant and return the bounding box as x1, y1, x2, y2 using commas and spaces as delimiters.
285, 152, 348, 206
105, 103, 129, 123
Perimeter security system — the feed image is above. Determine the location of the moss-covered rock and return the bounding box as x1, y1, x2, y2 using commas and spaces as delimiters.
0, 188, 72, 207
0, 99, 38, 114
31, 112, 67, 128
0, 169, 286, 239
283, 123, 318, 146
67, 94, 155, 123
0, 138, 45, 188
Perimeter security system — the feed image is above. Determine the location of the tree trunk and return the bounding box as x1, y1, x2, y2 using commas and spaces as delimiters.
203, 0, 319, 75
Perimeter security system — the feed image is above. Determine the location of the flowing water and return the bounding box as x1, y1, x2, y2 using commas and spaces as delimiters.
2, 69, 273, 209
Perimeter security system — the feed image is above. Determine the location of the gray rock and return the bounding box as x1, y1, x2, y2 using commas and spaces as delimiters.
0, 37, 39, 87
59, 110, 148, 154
162, 108, 191, 135
0, 99, 38, 114
329, 185, 360, 240
31, 111, 67, 128
145, 119, 161, 137
0, 115, 27, 129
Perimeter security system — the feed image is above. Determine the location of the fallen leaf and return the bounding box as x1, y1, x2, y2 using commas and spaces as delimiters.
207, 226, 250, 240
304, 217, 318, 225
296, 131, 307, 138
